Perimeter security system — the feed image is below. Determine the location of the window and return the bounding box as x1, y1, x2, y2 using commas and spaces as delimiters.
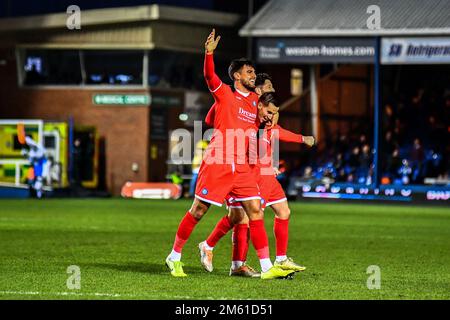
20, 49, 144, 86
148, 49, 228, 92
84, 50, 143, 85
23, 49, 82, 85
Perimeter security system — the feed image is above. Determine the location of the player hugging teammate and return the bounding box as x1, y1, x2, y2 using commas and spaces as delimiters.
165, 29, 315, 280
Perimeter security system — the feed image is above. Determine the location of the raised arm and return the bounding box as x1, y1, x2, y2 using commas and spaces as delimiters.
204, 29, 222, 94
274, 125, 315, 147
277, 125, 304, 143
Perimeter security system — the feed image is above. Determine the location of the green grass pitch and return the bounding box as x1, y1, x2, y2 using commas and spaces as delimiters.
0, 198, 449, 300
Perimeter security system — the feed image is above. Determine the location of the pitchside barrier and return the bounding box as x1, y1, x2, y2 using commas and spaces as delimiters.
287, 178, 450, 203
121, 182, 182, 200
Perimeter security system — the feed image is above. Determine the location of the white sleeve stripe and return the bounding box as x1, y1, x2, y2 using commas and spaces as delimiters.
209, 81, 223, 93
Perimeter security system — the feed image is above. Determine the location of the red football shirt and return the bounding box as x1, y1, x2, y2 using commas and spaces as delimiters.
258, 125, 304, 174
206, 103, 305, 173
203, 53, 259, 166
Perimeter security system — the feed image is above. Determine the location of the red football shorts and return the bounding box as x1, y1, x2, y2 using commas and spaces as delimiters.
226, 168, 287, 210
195, 161, 260, 207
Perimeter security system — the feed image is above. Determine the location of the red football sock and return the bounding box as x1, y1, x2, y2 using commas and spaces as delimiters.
248, 219, 270, 260
244, 227, 250, 260
172, 211, 199, 253
274, 217, 289, 257
232, 223, 249, 262
206, 215, 233, 247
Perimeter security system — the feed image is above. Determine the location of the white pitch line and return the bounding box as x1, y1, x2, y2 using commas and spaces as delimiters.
0, 291, 124, 298
0, 291, 238, 300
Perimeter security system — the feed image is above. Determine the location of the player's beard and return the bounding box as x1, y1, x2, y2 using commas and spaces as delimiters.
241, 79, 255, 92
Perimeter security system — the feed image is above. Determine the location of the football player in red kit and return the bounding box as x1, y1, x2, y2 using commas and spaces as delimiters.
165, 29, 296, 280
198, 73, 315, 277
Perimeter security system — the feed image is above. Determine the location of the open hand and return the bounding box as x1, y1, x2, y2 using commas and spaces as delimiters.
205, 29, 221, 54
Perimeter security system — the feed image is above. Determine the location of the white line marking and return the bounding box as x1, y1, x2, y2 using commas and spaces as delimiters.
0, 290, 247, 300
0, 291, 123, 298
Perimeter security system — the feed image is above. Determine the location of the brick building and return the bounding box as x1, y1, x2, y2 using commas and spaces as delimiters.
0, 5, 245, 195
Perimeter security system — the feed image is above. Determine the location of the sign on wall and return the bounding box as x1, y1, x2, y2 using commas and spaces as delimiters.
382, 38, 450, 64
93, 94, 150, 105
256, 38, 376, 64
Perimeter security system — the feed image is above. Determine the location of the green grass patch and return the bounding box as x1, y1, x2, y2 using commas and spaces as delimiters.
0, 199, 449, 299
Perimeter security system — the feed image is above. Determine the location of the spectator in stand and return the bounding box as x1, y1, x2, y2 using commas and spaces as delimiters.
386, 148, 402, 181
347, 173, 355, 183
358, 134, 367, 150
398, 159, 412, 185
348, 146, 360, 175
394, 118, 406, 146
384, 131, 396, 156
382, 103, 395, 132
358, 144, 372, 184
336, 168, 347, 182
334, 153, 344, 174
303, 166, 313, 179
336, 134, 349, 156
410, 138, 424, 183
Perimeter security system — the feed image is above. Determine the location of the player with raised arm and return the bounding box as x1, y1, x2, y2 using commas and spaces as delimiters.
165, 29, 295, 280
198, 74, 315, 277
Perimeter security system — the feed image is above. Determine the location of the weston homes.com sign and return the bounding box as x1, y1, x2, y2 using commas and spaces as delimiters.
257, 38, 376, 64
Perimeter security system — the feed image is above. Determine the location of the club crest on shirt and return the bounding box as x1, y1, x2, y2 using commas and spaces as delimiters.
202, 188, 208, 195
253, 101, 256, 106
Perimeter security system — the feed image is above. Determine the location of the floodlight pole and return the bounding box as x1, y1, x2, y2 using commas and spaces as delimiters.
373, 36, 381, 189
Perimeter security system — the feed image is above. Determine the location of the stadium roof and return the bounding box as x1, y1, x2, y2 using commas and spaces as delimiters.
240, 0, 450, 37
0, 5, 241, 32
0, 5, 243, 52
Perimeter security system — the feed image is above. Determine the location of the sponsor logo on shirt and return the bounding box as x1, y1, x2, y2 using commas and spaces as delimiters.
238, 107, 256, 119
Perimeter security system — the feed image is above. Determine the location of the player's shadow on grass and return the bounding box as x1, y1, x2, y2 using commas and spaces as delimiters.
85, 262, 204, 275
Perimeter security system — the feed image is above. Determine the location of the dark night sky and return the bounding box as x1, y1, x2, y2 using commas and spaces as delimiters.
0, 0, 269, 18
